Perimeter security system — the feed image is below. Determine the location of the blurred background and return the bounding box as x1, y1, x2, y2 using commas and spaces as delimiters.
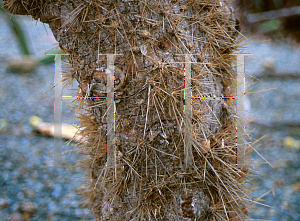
232, 1, 300, 220
0, 1, 94, 220
0, 0, 300, 220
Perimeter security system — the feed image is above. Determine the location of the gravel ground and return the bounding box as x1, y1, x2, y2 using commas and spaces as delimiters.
0, 14, 93, 221
246, 125, 300, 221
244, 37, 300, 220
0, 11, 300, 221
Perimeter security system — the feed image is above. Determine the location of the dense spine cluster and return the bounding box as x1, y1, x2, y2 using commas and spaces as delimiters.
3, 0, 252, 220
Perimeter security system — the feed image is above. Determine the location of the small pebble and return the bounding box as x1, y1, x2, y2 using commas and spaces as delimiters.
22, 188, 36, 199
268, 208, 276, 216
18, 201, 37, 214
7, 56, 38, 73
10, 213, 24, 221
5, 162, 13, 169
262, 57, 275, 70
0, 198, 10, 208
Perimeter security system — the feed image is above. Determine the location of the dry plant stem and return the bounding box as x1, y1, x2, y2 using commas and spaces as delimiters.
3, 0, 253, 220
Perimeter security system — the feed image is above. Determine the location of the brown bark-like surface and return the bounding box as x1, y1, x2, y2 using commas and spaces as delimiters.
3, 0, 250, 220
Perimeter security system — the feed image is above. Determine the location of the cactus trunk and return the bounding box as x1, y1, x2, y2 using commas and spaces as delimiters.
3, 0, 250, 220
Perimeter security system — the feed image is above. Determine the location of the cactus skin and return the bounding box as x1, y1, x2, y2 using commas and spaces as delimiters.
3, 0, 250, 220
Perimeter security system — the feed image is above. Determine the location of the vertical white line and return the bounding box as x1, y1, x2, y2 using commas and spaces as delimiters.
106, 54, 116, 168
184, 54, 193, 169
237, 54, 245, 168
54, 55, 62, 166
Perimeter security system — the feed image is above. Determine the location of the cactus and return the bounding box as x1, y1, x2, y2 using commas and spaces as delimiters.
3, 0, 253, 220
